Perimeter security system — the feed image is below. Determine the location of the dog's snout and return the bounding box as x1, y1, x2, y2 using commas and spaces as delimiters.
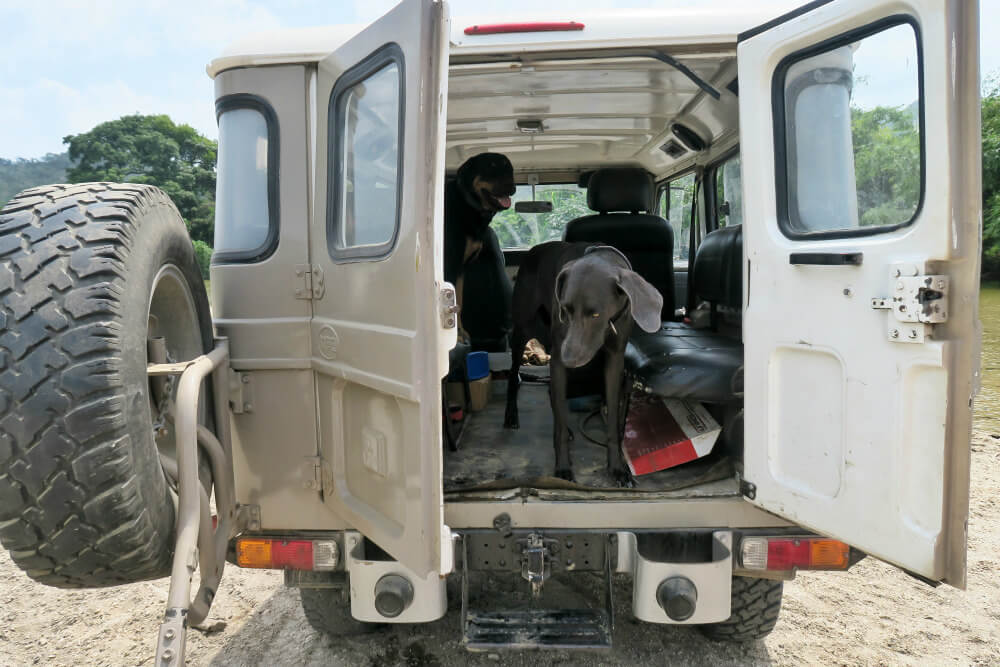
560, 330, 599, 369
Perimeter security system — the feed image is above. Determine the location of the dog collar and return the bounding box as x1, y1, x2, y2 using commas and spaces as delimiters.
584, 244, 632, 270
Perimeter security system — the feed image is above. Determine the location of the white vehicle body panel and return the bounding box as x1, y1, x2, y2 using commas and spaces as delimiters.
738, 0, 980, 587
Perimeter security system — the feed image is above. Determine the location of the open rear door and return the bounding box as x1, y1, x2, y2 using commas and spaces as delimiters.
310, 0, 453, 576
738, 0, 980, 586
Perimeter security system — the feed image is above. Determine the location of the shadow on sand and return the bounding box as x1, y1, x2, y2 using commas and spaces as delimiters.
209, 573, 777, 667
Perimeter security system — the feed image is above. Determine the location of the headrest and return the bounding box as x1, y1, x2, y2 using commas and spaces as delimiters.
586, 168, 655, 213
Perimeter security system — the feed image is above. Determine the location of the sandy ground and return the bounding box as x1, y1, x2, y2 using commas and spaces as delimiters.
0, 431, 998, 667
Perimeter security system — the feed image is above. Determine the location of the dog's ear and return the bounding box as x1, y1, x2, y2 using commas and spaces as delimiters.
456, 156, 475, 190
617, 270, 663, 333
554, 265, 572, 321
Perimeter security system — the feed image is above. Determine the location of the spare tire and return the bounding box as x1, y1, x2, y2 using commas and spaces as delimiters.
0, 182, 213, 587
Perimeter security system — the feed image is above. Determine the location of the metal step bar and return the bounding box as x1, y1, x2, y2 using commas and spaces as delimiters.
461, 534, 615, 650
147, 337, 237, 667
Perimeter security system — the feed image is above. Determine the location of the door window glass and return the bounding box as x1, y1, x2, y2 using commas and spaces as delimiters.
329, 56, 402, 257
664, 172, 696, 266
715, 155, 743, 228
778, 21, 922, 236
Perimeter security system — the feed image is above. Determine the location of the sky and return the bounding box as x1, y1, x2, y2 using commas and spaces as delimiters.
0, 0, 997, 160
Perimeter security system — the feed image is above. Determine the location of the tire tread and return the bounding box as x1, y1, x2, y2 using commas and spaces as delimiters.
697, 575, 783, 642
0, 183, 183, 587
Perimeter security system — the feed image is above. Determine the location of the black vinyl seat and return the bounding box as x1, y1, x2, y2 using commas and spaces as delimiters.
625, 225, 744, 403
564, 168, 675, 320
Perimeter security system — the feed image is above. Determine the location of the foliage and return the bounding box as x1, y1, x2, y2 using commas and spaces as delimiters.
192, 240, 213, 280
0, 153, 73, 207
850, 105, 921, 227
492, 184, 590, 248
63, 114, 217, 244
983, 75, 1000, 277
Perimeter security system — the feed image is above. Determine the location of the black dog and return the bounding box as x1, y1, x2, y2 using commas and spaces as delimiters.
444, 153, 516, 347
503, 242, 663, 485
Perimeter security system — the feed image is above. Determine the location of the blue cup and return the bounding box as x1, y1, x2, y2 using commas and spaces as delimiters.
466, 351, 489, 381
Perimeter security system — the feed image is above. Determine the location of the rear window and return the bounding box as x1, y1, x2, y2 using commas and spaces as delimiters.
776, 20, 922, 237
327, 46, 404, 260
494, 183, 588, 249
213, 97, 278, 262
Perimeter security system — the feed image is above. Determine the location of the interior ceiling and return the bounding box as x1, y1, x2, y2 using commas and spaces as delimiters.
445, 54, 737, 177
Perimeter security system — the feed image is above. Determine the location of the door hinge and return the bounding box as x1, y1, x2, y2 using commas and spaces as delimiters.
439, 283, 458, 329
302, 456, 327, 494
871, 265, 949, 344
229, 370, 253, 414
295, 264, 326, 300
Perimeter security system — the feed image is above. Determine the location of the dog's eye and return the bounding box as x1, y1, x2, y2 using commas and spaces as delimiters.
591, 312, 601, 319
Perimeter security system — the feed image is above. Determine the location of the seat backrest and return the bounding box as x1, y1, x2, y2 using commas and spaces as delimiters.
564, 168, 675, 320
691, 225, 742, 309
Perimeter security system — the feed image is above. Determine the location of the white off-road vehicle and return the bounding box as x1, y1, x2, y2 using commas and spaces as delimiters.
0, 0, 982, 663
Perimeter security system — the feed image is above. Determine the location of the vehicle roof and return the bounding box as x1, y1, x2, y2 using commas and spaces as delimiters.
206, 7, 787, 78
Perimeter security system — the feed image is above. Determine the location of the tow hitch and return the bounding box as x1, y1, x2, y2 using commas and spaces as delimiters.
520, 533, 554, 598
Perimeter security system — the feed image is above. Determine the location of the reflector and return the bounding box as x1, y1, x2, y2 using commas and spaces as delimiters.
810, 539, 850, 569
464, 21, 584, 35
236, 538, 272, 568
271, 540, 314, 570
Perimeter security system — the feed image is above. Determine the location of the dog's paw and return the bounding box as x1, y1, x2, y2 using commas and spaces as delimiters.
503, 416, 520, 429
553, 467, 576, 482
609, 466, 636, 488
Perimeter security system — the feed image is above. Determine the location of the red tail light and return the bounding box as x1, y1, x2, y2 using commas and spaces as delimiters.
464, 21, 584, 36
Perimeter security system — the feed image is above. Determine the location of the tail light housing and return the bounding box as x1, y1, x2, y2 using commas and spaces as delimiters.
236, 538, 340, 571
739, 536, 851, 572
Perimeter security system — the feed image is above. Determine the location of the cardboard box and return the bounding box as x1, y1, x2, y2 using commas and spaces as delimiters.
622, 395, 721, 476
467, 376, 491, 412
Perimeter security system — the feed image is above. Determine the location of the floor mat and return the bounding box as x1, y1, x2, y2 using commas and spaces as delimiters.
444, 384, 734, 494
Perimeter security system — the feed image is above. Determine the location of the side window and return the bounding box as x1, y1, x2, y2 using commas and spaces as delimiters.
714, 155, 742, 228
776, 21, 922, 237
664, 172, 696, 267
656, 185, 668, 217
328, 48, 403, 259
214, 96, 278, 262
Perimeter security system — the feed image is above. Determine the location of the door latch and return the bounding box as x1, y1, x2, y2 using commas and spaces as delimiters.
439, 283, 459, 329
871, 265, 949, 344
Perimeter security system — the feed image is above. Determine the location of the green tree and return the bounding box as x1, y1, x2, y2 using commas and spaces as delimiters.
850, 105, 921, 227
64, 115, 217, 244
0, 153, 74, 207
982, 75, 1000, 277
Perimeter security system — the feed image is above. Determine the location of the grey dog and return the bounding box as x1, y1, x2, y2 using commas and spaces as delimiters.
503, 241, 663, 485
